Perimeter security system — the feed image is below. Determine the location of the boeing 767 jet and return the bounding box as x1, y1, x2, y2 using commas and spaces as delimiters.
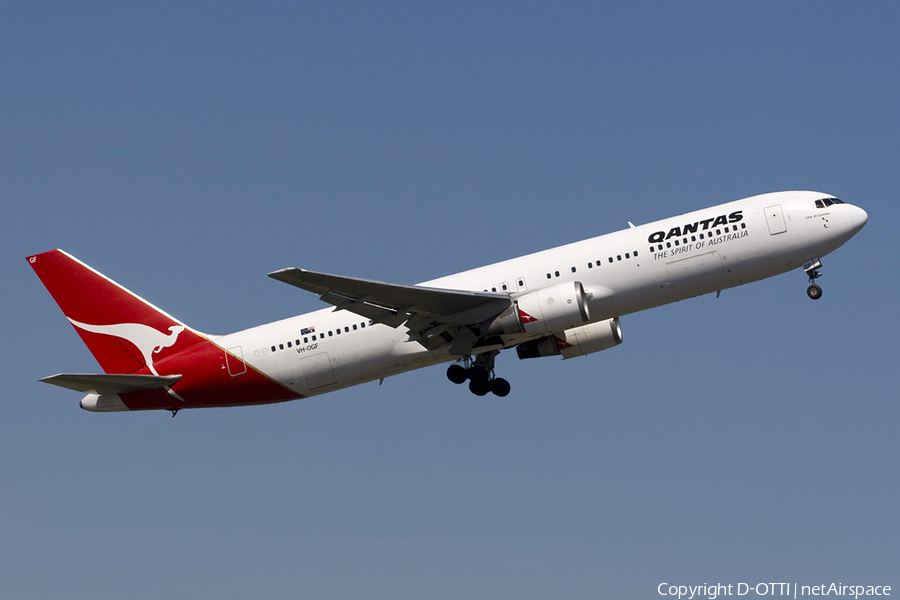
29, 191, 867, 414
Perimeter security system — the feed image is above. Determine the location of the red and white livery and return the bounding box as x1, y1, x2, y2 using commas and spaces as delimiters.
28, 191, 867, 414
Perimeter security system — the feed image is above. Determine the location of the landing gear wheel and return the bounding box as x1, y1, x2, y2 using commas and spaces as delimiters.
467, 365, 490, 386
453, 351, 511, 397
803, 258, 824, 300
469, 380, 492, 396
447, 364, 467, 384
490, 378, 511, 397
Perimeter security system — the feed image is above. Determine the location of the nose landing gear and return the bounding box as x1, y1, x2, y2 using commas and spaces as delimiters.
804, 258, 823, 300
446, 351, 510, 397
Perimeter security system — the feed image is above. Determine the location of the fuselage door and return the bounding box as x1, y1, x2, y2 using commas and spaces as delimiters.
765, 205, 787, 235
300, 352, 338, 390
665, 250, 727, 296
226, 346, 247, 376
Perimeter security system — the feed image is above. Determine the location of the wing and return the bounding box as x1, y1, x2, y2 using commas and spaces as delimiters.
268, 268, 512, 354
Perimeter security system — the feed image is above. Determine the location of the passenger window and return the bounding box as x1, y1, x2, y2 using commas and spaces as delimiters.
634, 250, 638, 257
571, 267, 576, 273
588, 262, 593, 269
625, 253, 630, 259
271, 346, 276, 352
546, 273, 552, 279
555, 271, 560, 277
287, 341, 291, 348
279, 344, 284, 350
304, 337, 308, 343
608, 257, 613, 263
617, 255, 622, 261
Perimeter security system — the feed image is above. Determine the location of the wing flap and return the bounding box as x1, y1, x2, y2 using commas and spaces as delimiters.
40, 373, 183, 395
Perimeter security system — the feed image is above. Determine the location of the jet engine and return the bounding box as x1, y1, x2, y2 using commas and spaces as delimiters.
485, 281, 591, 337
515, 317, 622, 360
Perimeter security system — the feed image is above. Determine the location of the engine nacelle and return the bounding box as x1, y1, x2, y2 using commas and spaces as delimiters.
516, 317, 622, 360
485, 281, 591, 337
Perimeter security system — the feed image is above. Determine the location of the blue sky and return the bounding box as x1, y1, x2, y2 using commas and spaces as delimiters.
3, 2, 897, 598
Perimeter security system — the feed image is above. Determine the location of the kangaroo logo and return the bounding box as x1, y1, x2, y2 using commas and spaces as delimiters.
518, 309, 538, 324
68, 319, 185, 375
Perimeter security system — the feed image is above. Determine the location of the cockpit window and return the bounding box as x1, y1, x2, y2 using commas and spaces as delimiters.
815, 197, 843, 209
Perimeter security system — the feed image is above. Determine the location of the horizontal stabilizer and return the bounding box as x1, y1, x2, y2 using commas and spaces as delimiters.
40, 373, 182, 395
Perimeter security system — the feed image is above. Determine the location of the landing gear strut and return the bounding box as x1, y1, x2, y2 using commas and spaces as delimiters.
446, 351, 510, 397
803, 258, 823, 300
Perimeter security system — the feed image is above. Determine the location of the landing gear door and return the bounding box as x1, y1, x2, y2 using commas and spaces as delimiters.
803, 258, 822, 274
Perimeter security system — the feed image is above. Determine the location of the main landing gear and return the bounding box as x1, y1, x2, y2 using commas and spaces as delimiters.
446, 351, 511, 397
804, 258, 823, 300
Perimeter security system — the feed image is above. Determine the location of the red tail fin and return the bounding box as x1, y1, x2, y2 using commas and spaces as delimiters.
27, 249, 207, 375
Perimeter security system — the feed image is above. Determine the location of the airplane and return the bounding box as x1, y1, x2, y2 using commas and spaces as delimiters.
28, 190, 867, 415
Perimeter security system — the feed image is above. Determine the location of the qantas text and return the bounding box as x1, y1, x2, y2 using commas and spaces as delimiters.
648, 211, 743, 244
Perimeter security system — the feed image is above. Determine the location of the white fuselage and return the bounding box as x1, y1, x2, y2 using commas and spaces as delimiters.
214, 191, 866, 398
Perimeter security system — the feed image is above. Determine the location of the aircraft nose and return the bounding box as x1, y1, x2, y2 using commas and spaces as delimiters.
849, 204, 868, 231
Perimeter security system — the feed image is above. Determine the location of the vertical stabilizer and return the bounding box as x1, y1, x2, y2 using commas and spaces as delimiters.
27, 249, 207, 374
